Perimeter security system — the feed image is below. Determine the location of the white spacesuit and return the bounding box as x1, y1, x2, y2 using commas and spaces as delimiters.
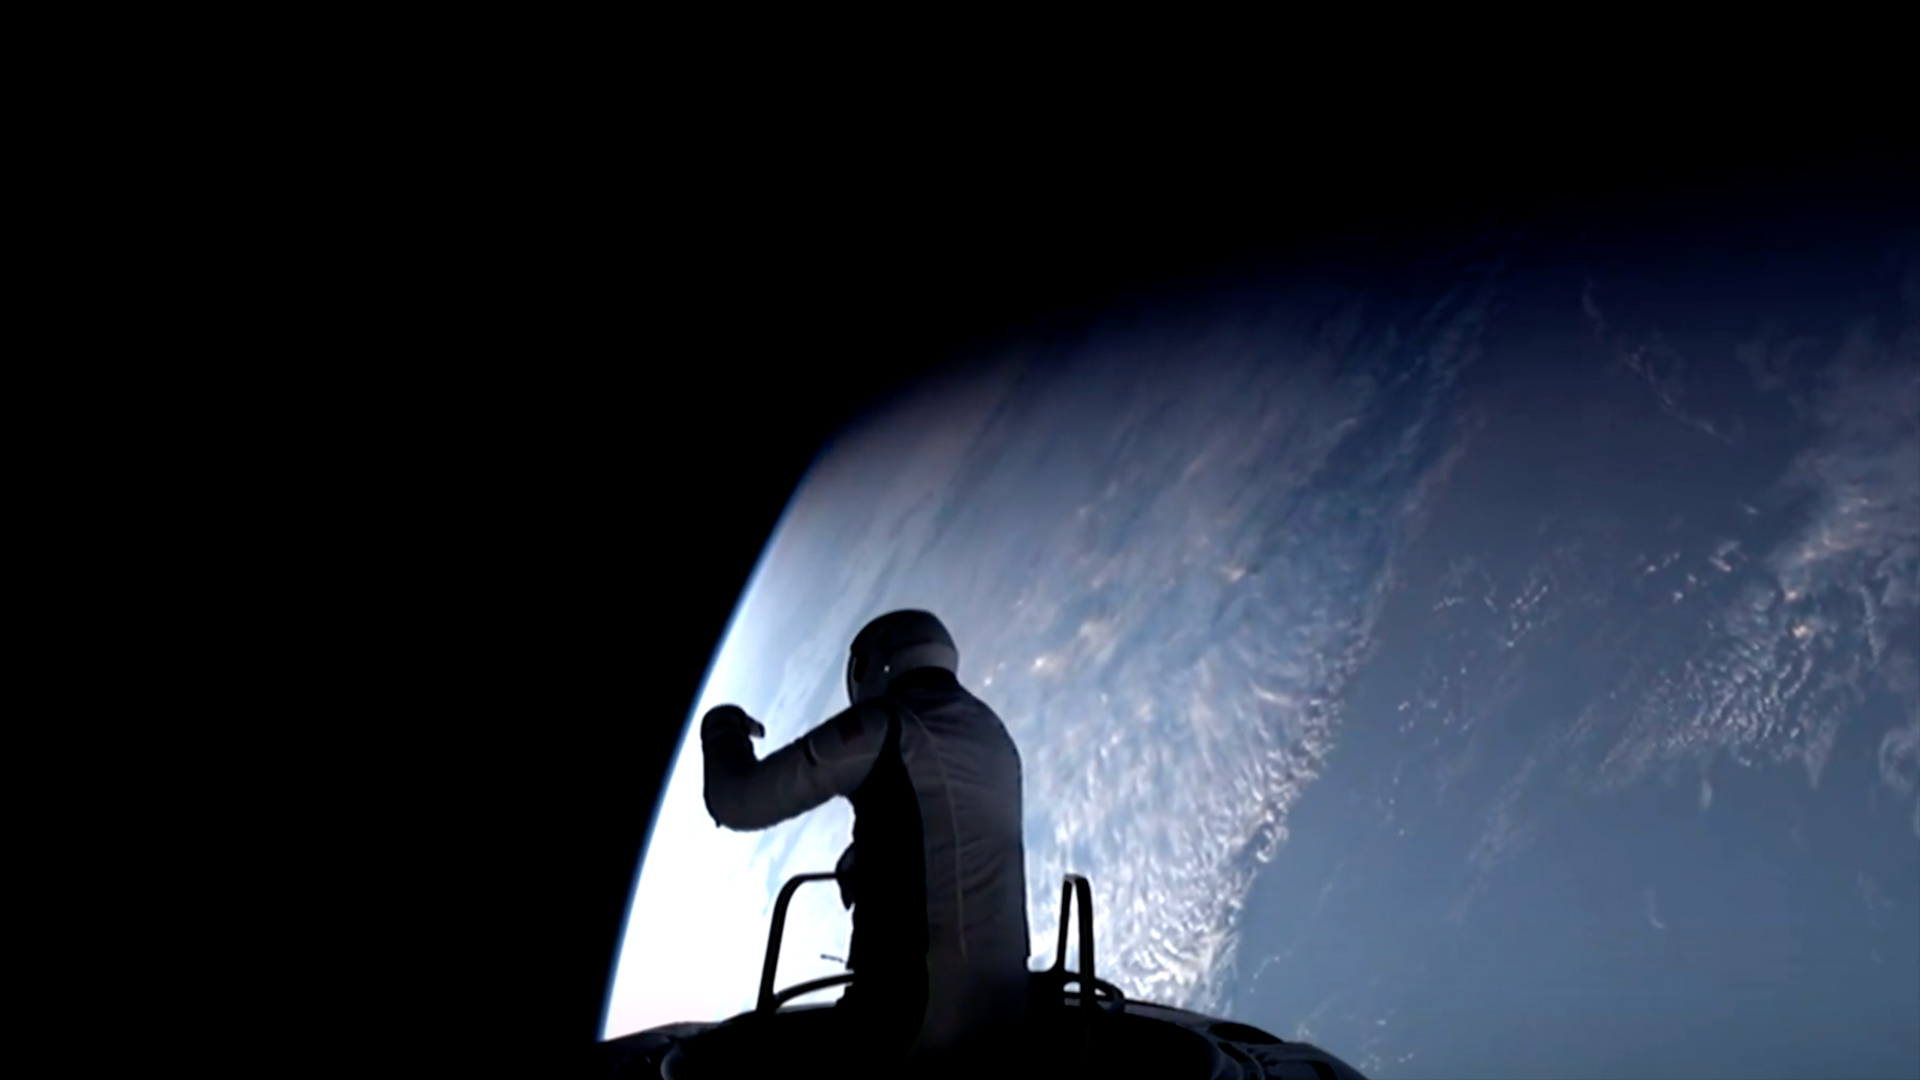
701, 610, 1031, 1068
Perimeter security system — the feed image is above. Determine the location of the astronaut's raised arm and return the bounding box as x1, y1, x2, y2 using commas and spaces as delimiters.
701, 700, 892, 831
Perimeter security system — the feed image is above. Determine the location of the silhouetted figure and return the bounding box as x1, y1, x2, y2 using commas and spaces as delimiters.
700, 610, 1031, 1073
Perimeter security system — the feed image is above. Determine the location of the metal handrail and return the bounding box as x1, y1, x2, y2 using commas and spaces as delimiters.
757, 872, 840, 1014
759, 869, 1120, 1021
1050, 873, 1106, 1012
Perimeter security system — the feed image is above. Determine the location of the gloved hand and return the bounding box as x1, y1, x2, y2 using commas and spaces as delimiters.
834, 842, 857, 910
700, 705, 766, 742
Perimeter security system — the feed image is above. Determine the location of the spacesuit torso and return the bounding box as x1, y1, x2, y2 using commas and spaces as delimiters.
702, 667, 1031, 1062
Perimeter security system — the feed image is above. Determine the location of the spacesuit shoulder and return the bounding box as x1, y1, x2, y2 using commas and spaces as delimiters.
803, 698, 895, 770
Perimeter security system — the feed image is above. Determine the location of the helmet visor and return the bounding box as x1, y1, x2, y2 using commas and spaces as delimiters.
846, 652, 866, 705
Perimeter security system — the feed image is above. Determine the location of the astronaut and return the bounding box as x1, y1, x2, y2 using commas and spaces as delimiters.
701, 610, 1031, 1069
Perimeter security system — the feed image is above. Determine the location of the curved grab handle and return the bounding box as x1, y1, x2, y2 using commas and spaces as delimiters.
1050, 873, 1100, 1011
758, 872, 841, 1014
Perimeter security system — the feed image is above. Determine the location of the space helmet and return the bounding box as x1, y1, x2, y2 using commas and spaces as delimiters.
846, 610, 959, 705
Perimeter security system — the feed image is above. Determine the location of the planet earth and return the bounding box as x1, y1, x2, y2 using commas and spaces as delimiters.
604, 203, 1919, 1078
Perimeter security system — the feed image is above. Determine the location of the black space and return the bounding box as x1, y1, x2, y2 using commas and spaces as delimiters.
311, 112, 1910, 1069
